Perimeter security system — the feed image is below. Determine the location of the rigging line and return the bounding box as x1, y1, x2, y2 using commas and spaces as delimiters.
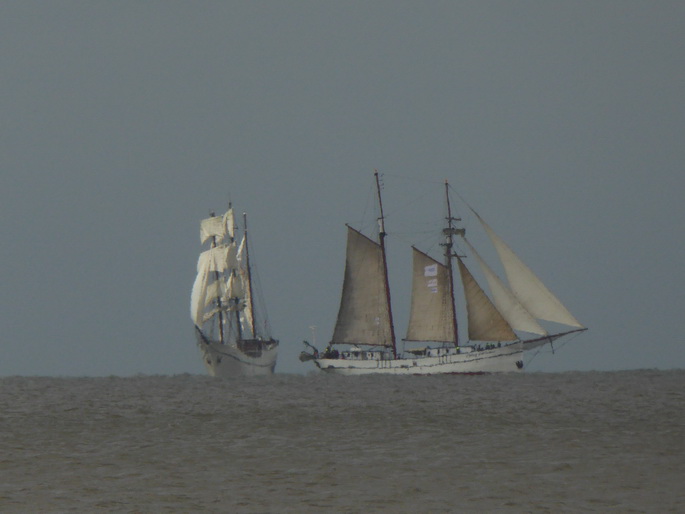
525, 331, 583, 366
381, 171, 445, 185
347, 180, 377, 234
384, 184, 438, 220
446, 182, 478, 215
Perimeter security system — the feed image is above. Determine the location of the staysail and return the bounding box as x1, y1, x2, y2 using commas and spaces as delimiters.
331, 226, 394, 347
456, 256, 518, 341
463, 238, 548, 336
473, 211, 584, 329
405, 247, 455, 343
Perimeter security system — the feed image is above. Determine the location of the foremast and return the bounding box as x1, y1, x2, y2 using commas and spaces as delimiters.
210, 209, 226, 344
375, 170, 398, 357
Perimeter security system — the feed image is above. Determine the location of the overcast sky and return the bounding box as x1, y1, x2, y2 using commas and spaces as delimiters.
2, 1, 683, 376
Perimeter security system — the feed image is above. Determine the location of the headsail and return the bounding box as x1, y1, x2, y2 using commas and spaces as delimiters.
456, 256, 518, 341
474, 211, 584, 329
331, 226, 394, 347
405, 247, 455, 343
463, 238, 548, 336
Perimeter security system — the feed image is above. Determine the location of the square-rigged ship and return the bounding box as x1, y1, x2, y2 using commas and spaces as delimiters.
191, 207, 278, 376
300, 173, 586, 374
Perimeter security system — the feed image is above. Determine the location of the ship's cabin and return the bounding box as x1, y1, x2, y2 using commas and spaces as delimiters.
339, 347, 393, 360
405, 346, 462, 357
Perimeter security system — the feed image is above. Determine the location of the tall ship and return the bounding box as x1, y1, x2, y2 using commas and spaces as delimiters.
300, 172, 586, 375
190, 206, 278, 376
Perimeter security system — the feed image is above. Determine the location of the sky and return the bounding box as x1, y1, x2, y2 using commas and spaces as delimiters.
1, 1, 684, 376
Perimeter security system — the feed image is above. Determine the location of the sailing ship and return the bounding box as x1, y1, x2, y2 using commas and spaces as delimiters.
300, 172, 586, 375
190, 206, 278, 376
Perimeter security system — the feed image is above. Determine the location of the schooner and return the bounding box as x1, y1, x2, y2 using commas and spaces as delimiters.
300, 172, 586, 374
191, 206, 278, 376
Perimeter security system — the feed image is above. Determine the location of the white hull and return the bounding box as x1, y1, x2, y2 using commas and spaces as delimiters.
198, 339, 278, 377
312, 343, 523, 375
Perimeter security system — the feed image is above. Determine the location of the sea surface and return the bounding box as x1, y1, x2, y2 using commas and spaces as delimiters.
1, 370, 683, 513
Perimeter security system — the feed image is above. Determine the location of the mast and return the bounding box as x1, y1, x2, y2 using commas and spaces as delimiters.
442, 181, 460, 347
243, 212, 257, 338
374, 170, 397, 357
230, 210, 243, 342
209, 210, 225, 345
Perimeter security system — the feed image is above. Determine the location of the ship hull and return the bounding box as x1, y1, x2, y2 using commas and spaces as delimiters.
197, 337, 278, 377
312, 344, 523, 375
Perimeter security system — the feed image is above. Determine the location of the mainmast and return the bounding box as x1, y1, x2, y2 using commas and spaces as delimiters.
243, 212, 257, 338
442, 181, 462, 347
374, 170, 398, 357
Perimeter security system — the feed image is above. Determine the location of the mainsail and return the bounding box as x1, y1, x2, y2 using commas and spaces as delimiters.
331, 226, 394, 347
405, 247, 455, 343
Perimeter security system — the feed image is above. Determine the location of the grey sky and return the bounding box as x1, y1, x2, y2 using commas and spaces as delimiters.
2, 2, 683, 376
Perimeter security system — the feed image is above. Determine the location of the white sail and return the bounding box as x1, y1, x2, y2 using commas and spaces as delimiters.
224, 208, 235, 240
190, 257, 210, 326
226, 273, 246, 307
236, 234, 246, 262
240, 268, 254, 338
190, 245, 236, 326
200, 216, 226, 244
456, 256, 517, 341
204, 279, 226, 307
195, 245, 229, 273
331, 226, 393, 347
190, 250, 221, 326
200, 208, 236, 244
464, 238, 548, 336
405, 248, 455, 342
475, 211, 584, 328
226, 242, 240, 270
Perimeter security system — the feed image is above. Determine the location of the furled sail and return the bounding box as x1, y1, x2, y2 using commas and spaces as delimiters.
331, 226, 393, 347
474, 211, 584, 328
463, 238, 548, 336
405, 247, 455, 342
456, 256, 517, 341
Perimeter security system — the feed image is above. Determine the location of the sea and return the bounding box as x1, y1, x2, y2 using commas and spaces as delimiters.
1, 370, 683, 513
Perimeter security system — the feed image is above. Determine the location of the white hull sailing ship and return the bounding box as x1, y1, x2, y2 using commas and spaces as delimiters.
191, 207, 278, 377
300, 173, 586, 375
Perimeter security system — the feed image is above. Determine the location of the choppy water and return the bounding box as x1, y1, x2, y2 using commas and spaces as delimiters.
1, 370, 683, 513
